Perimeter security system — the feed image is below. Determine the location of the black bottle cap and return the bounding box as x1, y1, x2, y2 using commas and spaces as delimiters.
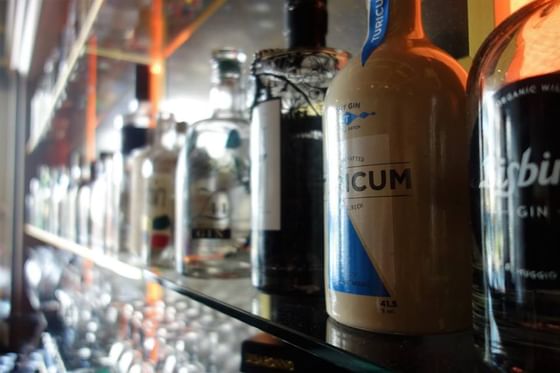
89, 160, 97, 180
135, 64, 150, 102
285, 0, 327, 48
121, 125, 149, 156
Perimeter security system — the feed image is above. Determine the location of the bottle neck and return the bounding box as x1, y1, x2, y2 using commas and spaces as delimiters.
210, 80, 245, 119
154, 121, 174, 149
286, 0, 327, 48
385, 0, 424, 39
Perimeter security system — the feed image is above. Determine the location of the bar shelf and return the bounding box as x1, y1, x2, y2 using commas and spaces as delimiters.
24, 224, 475, 372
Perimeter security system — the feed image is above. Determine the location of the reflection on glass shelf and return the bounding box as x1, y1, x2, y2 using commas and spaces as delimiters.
25, 224, 477, 372
27, 0, 104, 154
327, 319, 476, 373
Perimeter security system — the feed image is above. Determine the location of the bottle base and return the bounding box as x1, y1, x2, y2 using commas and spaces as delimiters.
252, 269, 323, 295
474, 327, 560, 372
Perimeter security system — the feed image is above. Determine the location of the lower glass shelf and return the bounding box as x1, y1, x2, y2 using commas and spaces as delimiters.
25, 224, 477, 372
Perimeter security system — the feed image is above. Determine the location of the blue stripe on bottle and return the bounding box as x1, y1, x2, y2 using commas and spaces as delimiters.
361, 0, 390, 66
330, 213, 390, 297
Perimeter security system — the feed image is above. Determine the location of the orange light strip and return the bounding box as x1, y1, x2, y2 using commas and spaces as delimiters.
494, 0, 511, 25
149, 0, 164, 127
85, 37, 98, 161
495, 0, 534, 25
163, 0, 226, 59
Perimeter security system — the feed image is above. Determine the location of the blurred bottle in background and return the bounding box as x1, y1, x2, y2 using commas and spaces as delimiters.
140, 114, 186, 267
176, 48, 251, 278
78, 161, 94, 247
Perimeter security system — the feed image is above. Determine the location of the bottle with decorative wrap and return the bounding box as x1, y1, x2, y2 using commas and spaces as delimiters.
176, 49, 251, 278
469, 0, 560, 370
323, 0, 470, 333
250, 0, 349, 294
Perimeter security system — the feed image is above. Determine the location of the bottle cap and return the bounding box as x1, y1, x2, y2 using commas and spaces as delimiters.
175, 121, 188, 134
211, 48, 247, 84
121, 125, 149, 156
285, 0, 327, 48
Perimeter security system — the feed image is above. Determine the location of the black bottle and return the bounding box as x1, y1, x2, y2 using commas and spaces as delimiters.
250, 0, 349, 294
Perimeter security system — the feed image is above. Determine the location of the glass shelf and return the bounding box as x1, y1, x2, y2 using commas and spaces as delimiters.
25, 224, 478, 372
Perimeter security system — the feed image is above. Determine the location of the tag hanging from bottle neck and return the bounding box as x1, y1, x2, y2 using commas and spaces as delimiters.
361, 0, 390, 66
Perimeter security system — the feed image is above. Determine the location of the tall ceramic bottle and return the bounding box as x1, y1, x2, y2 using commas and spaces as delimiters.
250, 0, 349, 294
323, 0, 471, 333
469, 1, 560, 370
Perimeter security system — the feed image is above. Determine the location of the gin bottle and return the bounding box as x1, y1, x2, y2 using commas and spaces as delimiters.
469, 0, 560, 370
176, 49, 251, 277
324, 0, 470, 333
250, 0, 349, 293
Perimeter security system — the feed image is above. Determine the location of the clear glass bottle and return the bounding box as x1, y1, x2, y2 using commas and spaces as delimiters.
51, 167, 69, 235
127, 131, 154, 264
176, 49, 251, 278
140, 115, 185, 267
250, 0, 349, 294
111, 124, 150, 256
468, 0, 560, 370
38, 166, 51, 230
323, 0, 470, 333
78, 162, 94, 247
26, 176, 40, 226
90, 153, 112, 252
61, 154, 82, 241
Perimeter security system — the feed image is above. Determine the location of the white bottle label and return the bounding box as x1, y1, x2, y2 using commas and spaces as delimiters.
251, 99, 281, 230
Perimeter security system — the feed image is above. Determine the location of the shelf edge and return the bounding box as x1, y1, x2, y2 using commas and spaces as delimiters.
24, 224, 143, 280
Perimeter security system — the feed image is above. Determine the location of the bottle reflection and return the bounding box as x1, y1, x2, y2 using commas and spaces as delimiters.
326, 318, 476, 372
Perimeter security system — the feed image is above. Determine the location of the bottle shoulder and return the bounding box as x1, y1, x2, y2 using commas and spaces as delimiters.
326, 38, 466, 103
189, 117, 249, 134
251, 47, 350, 81
469, 0, 560, 93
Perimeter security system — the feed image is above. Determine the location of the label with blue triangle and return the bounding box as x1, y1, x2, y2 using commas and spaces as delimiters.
329, 213, 390, 297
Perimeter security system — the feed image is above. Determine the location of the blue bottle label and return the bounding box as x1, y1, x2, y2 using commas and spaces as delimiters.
329, 213, 390, 297
361, 0, 390, 66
